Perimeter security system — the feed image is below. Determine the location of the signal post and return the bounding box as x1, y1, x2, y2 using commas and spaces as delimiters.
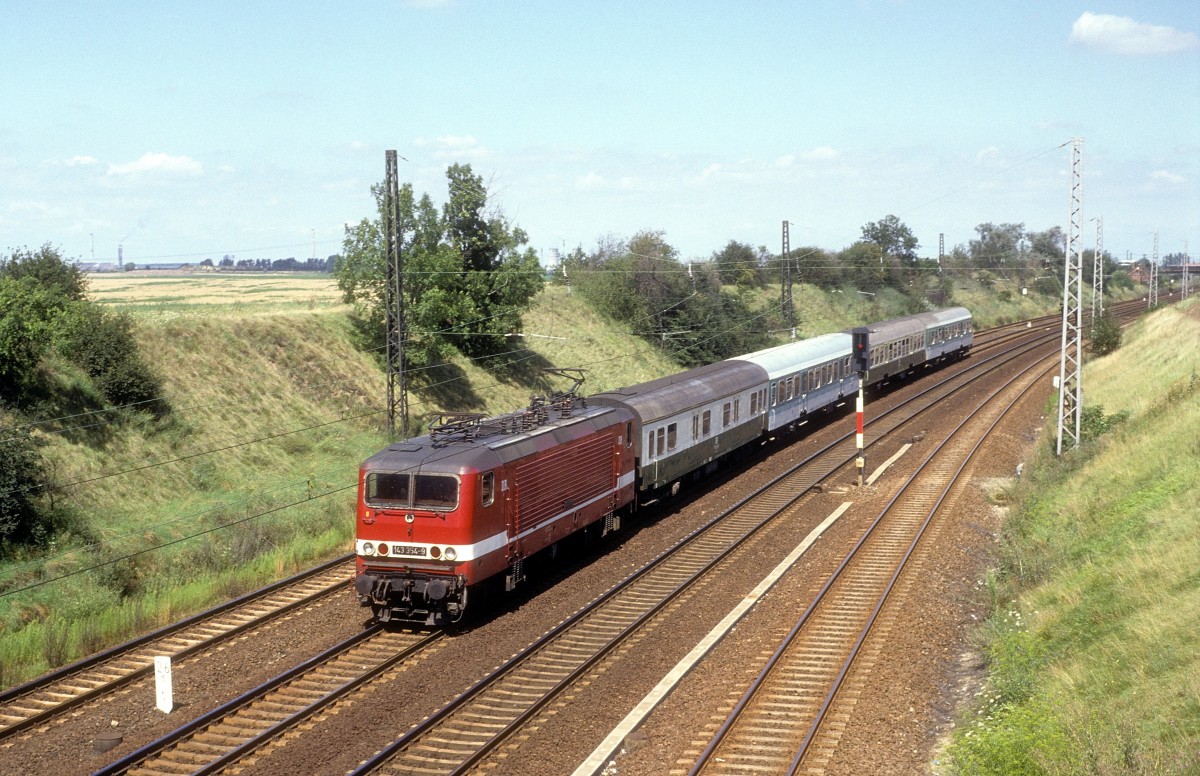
851, 327, 870, 487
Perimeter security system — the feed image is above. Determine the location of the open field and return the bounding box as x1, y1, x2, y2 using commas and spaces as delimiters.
86, 271, 346, 317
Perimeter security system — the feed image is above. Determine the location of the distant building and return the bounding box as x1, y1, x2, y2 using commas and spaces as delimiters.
140, 263, 191, 271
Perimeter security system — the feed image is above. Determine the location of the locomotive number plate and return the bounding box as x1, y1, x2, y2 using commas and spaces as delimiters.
394, 545, 427, 557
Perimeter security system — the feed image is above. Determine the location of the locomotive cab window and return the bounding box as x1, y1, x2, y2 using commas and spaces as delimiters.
480, 471, 494, 507
366, 472, 410, 507
667, 422, 677, 451
413, 474, 459, 510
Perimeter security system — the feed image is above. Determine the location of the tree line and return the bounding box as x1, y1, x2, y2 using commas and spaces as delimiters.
202, 256, 337, 272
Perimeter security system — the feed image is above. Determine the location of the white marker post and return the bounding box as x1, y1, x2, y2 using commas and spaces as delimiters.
154, 655, 173, 714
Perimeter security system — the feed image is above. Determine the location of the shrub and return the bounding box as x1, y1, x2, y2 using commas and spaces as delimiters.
0, 422, 52, 549
1091, 307, 1122, 356
56, 303, 168, 414
0, 278, 61, 405
0, 244, 87, 302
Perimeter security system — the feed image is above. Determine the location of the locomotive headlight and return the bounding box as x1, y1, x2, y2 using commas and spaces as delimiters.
361, 542, 375, 556
444, 547, 457, 561
430, 546, 441, 559
378, 543, 390, 555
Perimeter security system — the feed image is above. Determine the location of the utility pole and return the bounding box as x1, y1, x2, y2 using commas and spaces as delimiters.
938, 233, 944, 269
1149, 231, 1159, 309
781, 220, 795, 339
1056, 138, 1084, 456
383, 150, 409, 438
1184, 241, 1190, 300
1090, 216, 1104, 328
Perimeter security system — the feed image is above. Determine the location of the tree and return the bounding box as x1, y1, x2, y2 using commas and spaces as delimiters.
57, 303, 167, 413
861, 215, 919, 263
0, 422, 52, 549
335, 164, 544, 368
969, 222, 1025, 270
573, 231, 769, 368
838, 242, 886, 291
0, 244, 88, 301
0, 278, 60, 405
711, 240, 762, 288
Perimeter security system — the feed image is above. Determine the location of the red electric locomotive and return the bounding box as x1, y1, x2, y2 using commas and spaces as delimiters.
354, 392, 636, 625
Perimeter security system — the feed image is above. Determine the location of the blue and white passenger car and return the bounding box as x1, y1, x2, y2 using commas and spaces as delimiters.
729, 332, 856, 432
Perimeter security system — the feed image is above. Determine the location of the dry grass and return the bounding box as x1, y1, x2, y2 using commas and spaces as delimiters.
86, 271, 346, 316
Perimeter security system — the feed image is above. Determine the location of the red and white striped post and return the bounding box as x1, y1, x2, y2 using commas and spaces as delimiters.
856, 385, 865, 487
851, 327, 870, 487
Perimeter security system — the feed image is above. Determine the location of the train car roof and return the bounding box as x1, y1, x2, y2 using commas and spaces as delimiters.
910, 307, 972, 327
862, 314, 927, 342
588, 359, 765, 424
727, 332, 851, 379
362, 404, 623, 473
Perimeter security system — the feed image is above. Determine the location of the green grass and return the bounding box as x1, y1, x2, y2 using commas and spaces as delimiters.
0, 284, 685, 686
0, 270, 1153, 690
941, 297, 1200, 775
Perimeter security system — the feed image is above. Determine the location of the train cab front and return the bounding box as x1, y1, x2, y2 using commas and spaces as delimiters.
353, 464, 476, 626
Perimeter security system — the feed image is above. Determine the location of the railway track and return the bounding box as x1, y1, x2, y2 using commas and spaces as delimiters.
17, 300, 1154, 773
342, 317, 1064, 775
0, 555, 354, 740
688, 333, 1055, 775
95, 627, 439, 776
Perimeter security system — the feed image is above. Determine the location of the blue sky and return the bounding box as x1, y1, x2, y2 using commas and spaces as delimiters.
3, 1, 1197, 266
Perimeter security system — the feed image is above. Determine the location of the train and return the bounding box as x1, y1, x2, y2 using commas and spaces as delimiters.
353, 307, 974, 625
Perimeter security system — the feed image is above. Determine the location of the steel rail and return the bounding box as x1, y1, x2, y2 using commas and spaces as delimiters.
93, 626, 440, 776
0, 554, 353, 739
348, 321, 1065, 775
688, 343, 1056, 774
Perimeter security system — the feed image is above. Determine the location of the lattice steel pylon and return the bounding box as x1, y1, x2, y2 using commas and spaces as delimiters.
781, 220, 795, 338
1056, 138, 1084, 456
383, 150, 409, 439
1150, 231, 1159, 309
1090, 215, 1104, 329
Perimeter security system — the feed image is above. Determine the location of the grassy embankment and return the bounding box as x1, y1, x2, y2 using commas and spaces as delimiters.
0, 276, 683, 688
0, 270, 1086, 689
943, 297, 1200, 774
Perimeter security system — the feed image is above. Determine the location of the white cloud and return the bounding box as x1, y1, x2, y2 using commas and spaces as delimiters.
800, 146, 839, 161
976, 146, 1002, 163
65, 155, 99, 167
414, 134, 487, 160
1151, 169, 1185, 184
575, 171, 606, 191
1069, 12, 1200, 55
774, 154, 796, 168
107, 152, 203, 176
